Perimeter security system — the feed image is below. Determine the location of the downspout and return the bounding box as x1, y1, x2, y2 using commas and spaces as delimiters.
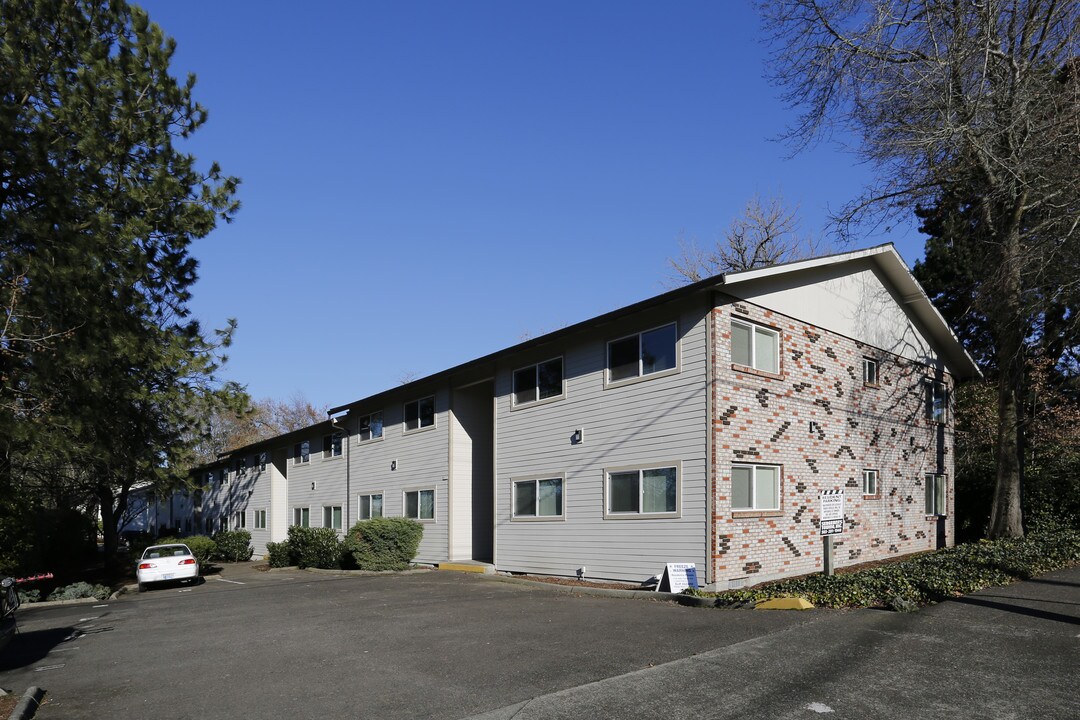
329, 413, 351, 531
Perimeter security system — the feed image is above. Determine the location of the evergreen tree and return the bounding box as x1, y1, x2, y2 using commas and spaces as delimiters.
1, 0, 243, 570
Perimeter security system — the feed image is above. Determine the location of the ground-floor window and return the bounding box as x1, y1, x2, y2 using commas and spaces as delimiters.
404, 489, 435, 521
925, 473, 946, 516
235, 511, 246, 529
731, 464, 780, 511
253, 510, 267, 529
293, 507, 310, 527
604, 464, 679, 517
358, 493, 383, 520
513, 476, 564, 519
323, 505, 342, 530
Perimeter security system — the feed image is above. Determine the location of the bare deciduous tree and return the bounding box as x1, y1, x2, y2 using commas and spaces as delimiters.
758, 0, 1080, 537
666, 194, 824, 285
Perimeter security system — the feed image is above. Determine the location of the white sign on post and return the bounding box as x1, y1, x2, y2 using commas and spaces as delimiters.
655, 563, 699, 593
819, 489, 845, 536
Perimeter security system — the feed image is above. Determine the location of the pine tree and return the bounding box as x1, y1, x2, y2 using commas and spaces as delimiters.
1, 0, 243, 570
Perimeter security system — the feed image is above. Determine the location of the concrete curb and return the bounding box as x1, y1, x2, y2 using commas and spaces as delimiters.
298, 567, 434, 577
16, 595, 109, 610
482, 574, 689, 603
7, 686, 44, 720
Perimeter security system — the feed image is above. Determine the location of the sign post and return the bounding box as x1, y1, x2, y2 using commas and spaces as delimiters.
819, 489, 845, 577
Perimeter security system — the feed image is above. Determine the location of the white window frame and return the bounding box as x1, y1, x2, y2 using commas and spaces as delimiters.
512, 357, 565, 408
403, 396, 436, 433
323, 505, 343, 531
862, 358, 879, 386
221, 515, 230, 532
358, 492, 384, 520
235, 510, 246, 529
258, 452, 267, 471
730, 463, 782, 511
253, 509, 267, 530
292, 507, 310, 527
928, 380, 948, 424
730, 318, 780, 374
925, 473, 947, 516
603, 462, 681, 519
323, 433, 343, 459
293, 440, 310, 464
605, 322, 679, 387
862, 469, 879, 497
511, 474, 566, 521
357, 411, 384, 442
403, 488, 436, 522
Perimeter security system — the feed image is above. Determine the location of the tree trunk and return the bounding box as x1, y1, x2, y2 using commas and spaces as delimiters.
98, 487, 120, 570
987, 221, 1025, 538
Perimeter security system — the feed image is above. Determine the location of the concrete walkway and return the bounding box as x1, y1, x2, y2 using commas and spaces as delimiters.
465, 565, 1080, 720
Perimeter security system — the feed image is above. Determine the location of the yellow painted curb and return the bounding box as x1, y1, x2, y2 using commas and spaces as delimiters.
438, 562, 491, 574
754, 597, 814, 611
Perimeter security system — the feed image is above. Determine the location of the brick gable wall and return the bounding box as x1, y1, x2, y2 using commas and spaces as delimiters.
710, 296, 955, 587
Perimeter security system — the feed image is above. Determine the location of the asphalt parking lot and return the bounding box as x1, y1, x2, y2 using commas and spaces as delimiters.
1, 564, 1077, 719
0, 566, 815, 719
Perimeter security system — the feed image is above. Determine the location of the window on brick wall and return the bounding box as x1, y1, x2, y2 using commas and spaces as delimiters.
928, 381, 948, 423
925, 474, 946, 515
731, 464, 781, 511
862, 469, 879, 496
731, 319, 779, 374
862, 358, 879, 385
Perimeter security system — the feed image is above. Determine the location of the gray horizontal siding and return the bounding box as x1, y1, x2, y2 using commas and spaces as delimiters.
494, 300, 710, 582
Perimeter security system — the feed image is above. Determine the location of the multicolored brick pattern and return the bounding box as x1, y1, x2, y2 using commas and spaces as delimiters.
710, 296, 954, 586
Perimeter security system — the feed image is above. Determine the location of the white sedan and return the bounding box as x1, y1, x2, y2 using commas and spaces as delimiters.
137, 544, 200, 591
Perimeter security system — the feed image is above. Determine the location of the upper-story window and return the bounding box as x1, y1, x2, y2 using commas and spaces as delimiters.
513, 358, 564, 406
607, 323, 678, 384
258, 452, 267, 471
404, 396, 435, 432
928, 380, 948, 423
357, 411, 383, 442
293, 440, 310, 464
731, 319, 779, 374
323, 433, 343, 459
234, 457, 246, 476
862, 358, 879, 386
862, 469, 879, 497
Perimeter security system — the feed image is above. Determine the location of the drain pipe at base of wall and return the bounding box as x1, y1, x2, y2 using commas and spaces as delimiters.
329, 412, 351, 531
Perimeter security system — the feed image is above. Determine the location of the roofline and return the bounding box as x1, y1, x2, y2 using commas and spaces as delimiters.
326, 272, 727, 415
225, 243, 977, 452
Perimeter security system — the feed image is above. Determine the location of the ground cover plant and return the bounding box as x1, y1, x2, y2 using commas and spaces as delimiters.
691, 529, 1080, 609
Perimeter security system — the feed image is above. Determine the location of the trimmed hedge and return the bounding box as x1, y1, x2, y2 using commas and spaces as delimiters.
266, 541, 290, 568
47, 581, 111, 602
690, 529, 1080, 609
284, 526, 342, 569
213, 530, 253, 562
343, 518, 424, 571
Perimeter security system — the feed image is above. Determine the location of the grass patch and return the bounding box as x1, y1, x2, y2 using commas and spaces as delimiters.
689, 529, 1080, 609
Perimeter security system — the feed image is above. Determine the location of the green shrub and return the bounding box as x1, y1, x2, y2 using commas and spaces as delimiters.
46, 581, 111, 602
285, 526, 342, 569
181, 535, 217, 568
266, 541, 291, 568
212, 530, 253, 562
343, 518, 424, 571
16, 588, 40, 604
691, 529, 1080, 610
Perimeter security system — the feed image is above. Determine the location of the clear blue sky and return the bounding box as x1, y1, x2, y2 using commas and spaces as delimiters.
138, 1, 927, 410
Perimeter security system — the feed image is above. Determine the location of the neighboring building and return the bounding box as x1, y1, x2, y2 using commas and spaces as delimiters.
175, 245, 978, 588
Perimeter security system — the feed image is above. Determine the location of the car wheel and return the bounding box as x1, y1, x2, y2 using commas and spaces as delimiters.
137, 582, 146, 593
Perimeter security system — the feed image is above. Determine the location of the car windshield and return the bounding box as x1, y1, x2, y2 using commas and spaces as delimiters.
142, 545, 191, 559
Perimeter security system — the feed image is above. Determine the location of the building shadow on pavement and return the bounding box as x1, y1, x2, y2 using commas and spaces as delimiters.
948, 595, 1080, 626
0, 626, 74, 672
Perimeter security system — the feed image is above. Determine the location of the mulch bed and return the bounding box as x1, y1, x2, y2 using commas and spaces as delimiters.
505, 574, 647, 591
